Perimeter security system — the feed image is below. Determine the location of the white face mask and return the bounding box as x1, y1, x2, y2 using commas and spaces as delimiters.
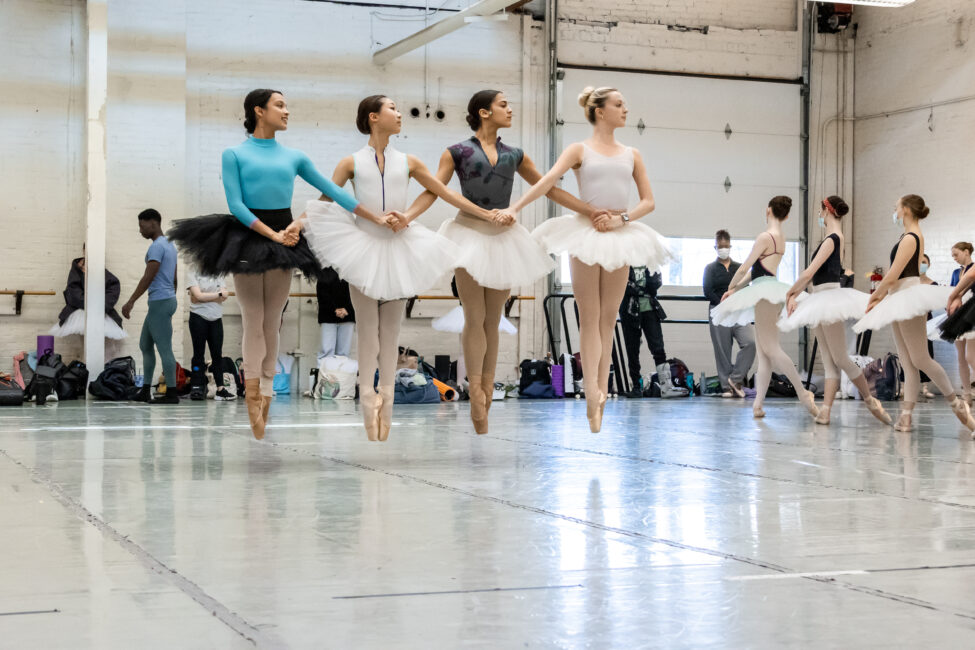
818, 216, 826, 228
919, 262, 929, 275
892, 211, 903, 226
716, 247, 731, 260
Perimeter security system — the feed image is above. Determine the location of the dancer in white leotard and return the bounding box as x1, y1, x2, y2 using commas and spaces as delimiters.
302, 95, 494, 441
499, 87, 671, 433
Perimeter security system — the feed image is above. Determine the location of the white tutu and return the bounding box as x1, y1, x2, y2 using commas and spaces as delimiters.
49, 309, 128, 339
532, 213, 673, 272
438, 212, 555, 290
304, 200, 457, 301
710, 276, 789, 327
778, 284, 869, 332
853, 278, 952, 333
927, 312, 975, 342
431, 305, 517, 335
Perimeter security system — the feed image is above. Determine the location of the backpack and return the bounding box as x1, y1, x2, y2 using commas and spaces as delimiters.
0, 373, 24, 406
766, 372, 798, 398
207, 356, 244, 396
89, 356, 137, 401
58, 360, 89, 400
868, 353, 902, 401
519, 359, 551, 394
667, 357, 690, 388
27, 352, 68, 405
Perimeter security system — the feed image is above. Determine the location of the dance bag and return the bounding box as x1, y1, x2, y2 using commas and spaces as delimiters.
519, 359, 551, 394
0, 374, 24, 406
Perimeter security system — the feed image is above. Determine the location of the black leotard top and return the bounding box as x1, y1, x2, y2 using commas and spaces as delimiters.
751, 232, 782, 280
811, 233, 843, 285
890, 232, 921, 279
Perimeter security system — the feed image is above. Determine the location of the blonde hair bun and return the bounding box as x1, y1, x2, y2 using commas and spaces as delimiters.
578, 86, 595, 108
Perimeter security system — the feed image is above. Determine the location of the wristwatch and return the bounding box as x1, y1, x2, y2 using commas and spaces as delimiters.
620, 212, 630, 224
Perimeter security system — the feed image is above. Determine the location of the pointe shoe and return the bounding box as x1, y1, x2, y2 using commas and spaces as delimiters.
359, 389, 381, 441
468, 375, 488, 434
377, 385, 395, 441
949, 396, 975, 433
753, 406, 766, 419
481, 374, 496, 415
244, 378, 265, 440
815, 405, 831, 425
893, 410, 913, 432
864, 396, 893, 425
587, 392, 607, 433
799, 390, 822, 419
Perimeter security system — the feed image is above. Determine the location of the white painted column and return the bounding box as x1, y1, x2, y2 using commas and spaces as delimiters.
84, 0, 108, 378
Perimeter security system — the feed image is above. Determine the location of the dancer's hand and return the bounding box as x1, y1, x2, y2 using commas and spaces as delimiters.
786, 296, 798, 316
384, 210, 409, 232
283, 220, 303, 242
121, 301, 134, 319
493, 209, 516, 226
335, 308, 348, 319
948, 296, 963, 316
720, 290, 733, 303
589, 209, 611, 226
865, 291, 884, 313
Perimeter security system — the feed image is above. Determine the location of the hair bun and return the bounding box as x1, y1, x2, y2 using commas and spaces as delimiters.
578, 86, 595, 108
921, 206, 930, 219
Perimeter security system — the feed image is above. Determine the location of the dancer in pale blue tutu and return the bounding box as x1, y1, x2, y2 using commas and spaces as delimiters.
711, 196, 820, 420
779, 195, 890, 426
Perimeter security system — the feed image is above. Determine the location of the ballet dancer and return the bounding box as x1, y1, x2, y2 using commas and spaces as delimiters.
711, 196, 820, 420
498, 86, 671, 432
945, 243, 975, 403
779, 196, 890, 425
853, 195, 975, 433
302, 95, 497, 441
169, 88, 385, 439
406, 89, 604, 434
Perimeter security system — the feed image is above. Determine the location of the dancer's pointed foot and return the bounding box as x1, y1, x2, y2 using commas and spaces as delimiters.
588, 392, 607, 433
377, 385, 394, 441
360, 389, 381, 441
893, 410, 913, 432
481, 374, 496, 416
799, 390, 821, 419
815, 404, 831, 425
753, 406, 766, 419
949, 396, 975, 433
864, 396, 892, 425
468, 375, 488, 434
244, 378, 265, 440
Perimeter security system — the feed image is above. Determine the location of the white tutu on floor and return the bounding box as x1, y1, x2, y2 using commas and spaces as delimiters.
532, 213, 673, 272
49, 309, 128, 339
431, 305, 517, 335
710, 276, 789, 327
304, 200, 457, 301
853, 278, 952, 333
778, 283, 869, 332
438, 212, 555, 290
927, 312, 975, 342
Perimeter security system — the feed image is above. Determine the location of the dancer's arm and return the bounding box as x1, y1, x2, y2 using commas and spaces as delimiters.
222, 149, 291, 245
504, 143, 586, 216
297, 154, 390, 228
785, 236, 835, 315
121, 261, 160, 319
297, 156, 392, 231
948, 264, 975, 314
721, 234, 770, 301
517, 154, 599, 218
866, 235, 917, 313
404, 150, 452, 222
595, 148, 656, 232
407, 155, 494, 222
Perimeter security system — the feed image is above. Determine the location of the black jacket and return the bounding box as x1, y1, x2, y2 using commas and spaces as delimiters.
619, 267, 663, 318
316, 267, 355, 324
703, 259, 741, 307
59, 258, 123, 327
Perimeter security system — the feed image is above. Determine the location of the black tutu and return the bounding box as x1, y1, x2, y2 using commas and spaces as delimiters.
940, 295, 975, 341
167, 208, 321, 278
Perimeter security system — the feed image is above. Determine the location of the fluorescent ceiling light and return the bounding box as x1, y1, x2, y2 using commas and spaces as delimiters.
810, 0, 915, 6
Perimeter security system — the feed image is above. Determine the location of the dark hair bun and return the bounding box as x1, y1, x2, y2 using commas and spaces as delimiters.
768, 195, 792, 220
920, 206, 930, 219
826, 195, 849, 218
466, 90, 501, 131
243, 88, 281, 134
356, 95, 388, 135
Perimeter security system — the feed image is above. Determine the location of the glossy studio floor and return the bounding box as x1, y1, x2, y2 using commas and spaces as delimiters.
4, 396, 975, 648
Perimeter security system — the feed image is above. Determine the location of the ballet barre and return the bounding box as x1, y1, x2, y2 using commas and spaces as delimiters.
0, 290, 57, 315
544, 292, 711, 395
405, 295, 535, 319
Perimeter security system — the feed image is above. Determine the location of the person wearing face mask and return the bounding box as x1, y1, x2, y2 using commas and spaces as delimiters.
702, 229, 755, 397
854, 195, 975, 433
779, 196, 890, 425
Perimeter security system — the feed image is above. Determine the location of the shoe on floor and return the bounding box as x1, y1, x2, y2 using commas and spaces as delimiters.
131, 386, 151, 403
189, 386, 206, 401
152, 391, 180, 405
214, 387, 236, 401
624, 388, 643, 399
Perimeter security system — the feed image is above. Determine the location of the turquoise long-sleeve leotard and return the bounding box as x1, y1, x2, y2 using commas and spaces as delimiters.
221, 136, 359, 228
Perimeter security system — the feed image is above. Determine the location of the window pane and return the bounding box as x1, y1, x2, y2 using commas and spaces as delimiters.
561, 238, 802, 287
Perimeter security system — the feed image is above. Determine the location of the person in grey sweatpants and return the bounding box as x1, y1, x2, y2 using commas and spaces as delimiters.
703, 229, 756, 397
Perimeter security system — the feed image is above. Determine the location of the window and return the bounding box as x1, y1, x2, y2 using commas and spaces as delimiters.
560, 238, 802, 287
